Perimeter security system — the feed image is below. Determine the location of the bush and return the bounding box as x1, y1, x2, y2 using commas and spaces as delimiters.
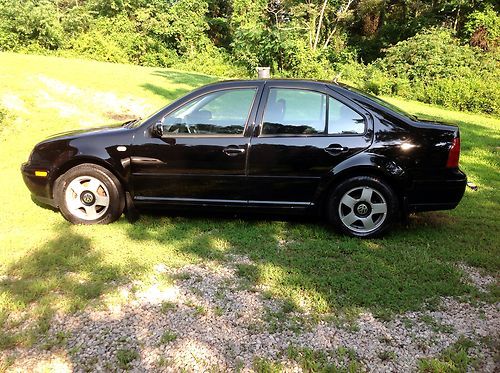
0, 0, 64, 51
464, 5, 500, 50
173, 45, 247, 78
279, 38, 336, 80
362, 28, 500, 115
69, 16, 140, 64
374, 28, 481, 81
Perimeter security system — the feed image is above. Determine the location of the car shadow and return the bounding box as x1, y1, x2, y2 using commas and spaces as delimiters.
0, 211, 476, 370
124, 207, 471, 317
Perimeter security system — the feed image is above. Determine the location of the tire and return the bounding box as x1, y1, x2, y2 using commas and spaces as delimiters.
54, 164, 125, 225
327, 176, 398, 238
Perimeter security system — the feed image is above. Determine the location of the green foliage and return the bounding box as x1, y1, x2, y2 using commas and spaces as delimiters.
0, 0, 64, 50
0, 107, 7, 125
464, 5, 500, 49
252, 357, 283, 373
116, 348, 139, 369
159, 329, 177, 344
364, 28, 500, 115
60, 6, 93, 37
70, 15, 140, 64
375, 29, 479, 81
286, 345, 362, 372
278, 38, 336, 80
175, 45, 247, 77
0, 0, 498, 114
418, 336, 477, 372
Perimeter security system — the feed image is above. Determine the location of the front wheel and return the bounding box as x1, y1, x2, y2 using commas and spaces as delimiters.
54, 164, 125, 225
327, 176, 398, 238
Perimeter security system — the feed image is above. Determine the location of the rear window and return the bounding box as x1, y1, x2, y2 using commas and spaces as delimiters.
341, 85, 417, 120
328, 97, 365, 135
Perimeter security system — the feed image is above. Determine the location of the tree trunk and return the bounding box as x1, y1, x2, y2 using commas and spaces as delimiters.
313, 0, 328, 50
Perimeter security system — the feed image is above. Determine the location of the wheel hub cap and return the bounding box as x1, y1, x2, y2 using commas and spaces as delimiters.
355, 202, 370, 217
80, 191, 96, 206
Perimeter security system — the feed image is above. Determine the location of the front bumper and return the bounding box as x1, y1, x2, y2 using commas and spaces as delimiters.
406, 169, 467, 212
21, 162, 57, 207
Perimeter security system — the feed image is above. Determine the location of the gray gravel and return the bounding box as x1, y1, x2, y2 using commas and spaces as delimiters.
2, 256, 498, 372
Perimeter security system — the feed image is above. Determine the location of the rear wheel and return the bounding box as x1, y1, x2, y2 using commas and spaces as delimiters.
54, 164, 125, 224
327, 176, 398, 238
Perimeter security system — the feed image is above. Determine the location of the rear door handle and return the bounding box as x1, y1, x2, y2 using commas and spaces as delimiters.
222, 146, 246, 156
324, 144, 349, 155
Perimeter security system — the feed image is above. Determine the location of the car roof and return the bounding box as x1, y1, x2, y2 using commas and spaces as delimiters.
207, 78, 340, 86
201, 78, 356, 96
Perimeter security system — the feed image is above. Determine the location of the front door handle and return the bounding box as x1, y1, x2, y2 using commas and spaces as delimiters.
222, 146, 246, 156
324, 144, 349, 155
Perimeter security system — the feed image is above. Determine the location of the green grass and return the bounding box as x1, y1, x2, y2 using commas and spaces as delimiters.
159, 329, 177, 344
116, 348, 139, 369
418, 336, 477, 372
286, 346, 362, 372
0, 53, 499, 348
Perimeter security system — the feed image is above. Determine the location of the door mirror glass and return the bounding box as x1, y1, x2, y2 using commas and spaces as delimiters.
153, 121, 164, 137
159, 88, 256, 136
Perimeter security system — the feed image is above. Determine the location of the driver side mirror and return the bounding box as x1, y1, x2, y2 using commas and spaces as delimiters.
153, 121, 163, 137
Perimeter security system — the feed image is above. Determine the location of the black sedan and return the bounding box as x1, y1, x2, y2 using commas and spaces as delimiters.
21, 80, 466, 237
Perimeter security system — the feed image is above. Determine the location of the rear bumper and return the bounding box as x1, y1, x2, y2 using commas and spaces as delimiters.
406, 169, 467, 212
21, 162, 57, 207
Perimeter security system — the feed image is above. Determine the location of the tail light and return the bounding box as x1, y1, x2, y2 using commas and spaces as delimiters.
446, 136, 460, 168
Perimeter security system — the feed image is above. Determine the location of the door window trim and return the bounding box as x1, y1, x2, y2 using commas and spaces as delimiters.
157, 86, 260, 138
256, 86, 368, 138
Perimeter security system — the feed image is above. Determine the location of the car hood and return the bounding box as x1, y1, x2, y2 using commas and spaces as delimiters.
40, 120, 136, 143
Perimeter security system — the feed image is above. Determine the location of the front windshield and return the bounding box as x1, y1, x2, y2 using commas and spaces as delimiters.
342, 85, 417, 121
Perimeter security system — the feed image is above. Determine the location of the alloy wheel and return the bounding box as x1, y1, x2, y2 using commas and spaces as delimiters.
64, 176, 110, 221
338, 186, 388, 234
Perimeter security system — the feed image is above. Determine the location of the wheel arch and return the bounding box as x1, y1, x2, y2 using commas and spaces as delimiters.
50, 156, 128, 200
315, 162, 407, 217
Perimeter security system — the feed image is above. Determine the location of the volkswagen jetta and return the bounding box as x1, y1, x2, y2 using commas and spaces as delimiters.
21, 80, 467, 237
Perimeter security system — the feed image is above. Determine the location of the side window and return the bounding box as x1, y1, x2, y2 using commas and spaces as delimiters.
328, 97, 365, 135
161, 88, 256, 135
261, 88, 326, 136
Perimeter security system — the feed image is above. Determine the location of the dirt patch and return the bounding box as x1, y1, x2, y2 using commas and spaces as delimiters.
34, 75, 153, 126
104, 112, 140, 121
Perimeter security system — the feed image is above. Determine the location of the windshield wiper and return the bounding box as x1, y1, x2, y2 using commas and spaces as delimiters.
123, 118, 142, 128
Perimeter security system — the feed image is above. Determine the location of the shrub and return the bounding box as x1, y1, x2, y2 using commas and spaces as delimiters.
0, 0, 65, 51
69, 16, 140, 64
363, 28, 500, 115
374, 28, 480, 81
278, 38, 336, 80
173, 43, 248, 77
464, 5, 500, 51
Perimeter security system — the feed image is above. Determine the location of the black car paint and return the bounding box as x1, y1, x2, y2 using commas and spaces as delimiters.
21, 79, 467, 215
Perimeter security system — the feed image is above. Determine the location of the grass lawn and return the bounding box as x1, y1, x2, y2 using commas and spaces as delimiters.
0, 52, 498, 349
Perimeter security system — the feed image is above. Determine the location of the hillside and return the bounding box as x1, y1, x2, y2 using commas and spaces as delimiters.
0, 52, 499, 371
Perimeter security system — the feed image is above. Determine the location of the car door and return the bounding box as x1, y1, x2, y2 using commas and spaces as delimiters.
247, 83, 372, 206
130, 85, 262, 204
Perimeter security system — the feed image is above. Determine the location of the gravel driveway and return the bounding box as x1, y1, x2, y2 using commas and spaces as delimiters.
2, 257, 498, 372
